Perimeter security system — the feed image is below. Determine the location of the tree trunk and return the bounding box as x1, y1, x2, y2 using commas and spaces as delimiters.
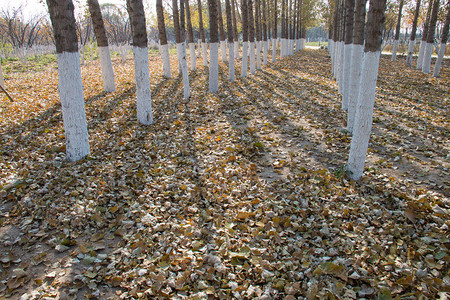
433, 4, 450, 77
46, 0, 90, 161
225, 0, 235, 81
416, 0, 433, 69
127, 0, 154, 123
255, 0, 261, 69
422, 0, 439, 73
156, 0, 171, 77
272, 0, 277, 62
406, 0, 421, 66
337, 0, 346, 95
347, 0, 366, 133
342, 0, 355, 111
241, 0, 249, 76
280, 0, 286, 57
335, 0, 345, 94
249, 0, 256, 73
347, 0, 387, 180
197, 0, 208, 67
331, 0, 339, 75
88, 0, 116, 92
391, 0, 403, 61
232, 0, 240, 58
217, 0, 228, 62
289, 0, 297, 55
173, 0, 190, 98
208, 0, 220, 91
262, 0, 268, 64
185, 0, 197, 70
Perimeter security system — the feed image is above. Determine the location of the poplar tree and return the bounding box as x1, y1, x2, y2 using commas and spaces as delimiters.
46, 0, 90, 161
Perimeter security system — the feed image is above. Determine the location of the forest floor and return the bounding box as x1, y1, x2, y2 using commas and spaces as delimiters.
0, 49, 449, 299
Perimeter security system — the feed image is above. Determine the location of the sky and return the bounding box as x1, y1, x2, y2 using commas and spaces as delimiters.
1, 0, 156, 20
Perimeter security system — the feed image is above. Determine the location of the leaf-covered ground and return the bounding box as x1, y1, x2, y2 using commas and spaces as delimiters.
0, 49, 449, 299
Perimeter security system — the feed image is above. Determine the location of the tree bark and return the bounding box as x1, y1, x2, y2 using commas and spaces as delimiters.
197, 0, 208, 66
272, 0, 277, 62
331, 0, 340, 74
416, 0, 433, 69
156, 0, 171, 77
225, 0, 235, 80
127, 0, 154, 123
208, 0, 220, 91
241, 0, 249, 76
391, 0, 403, 61
185, 0, 196, 70
255, 0, 262, 69
347, 0, 366, 133
433, 3, 450, 77
280, 0, 286, 56
347, 0, 387, 180
173, 0, 190, 98
342, 0, 355, 111
217, 0, 228, 61
422, 0, 439, 73
262, 0, 268, 64
47, 0, 90, 161
248, 0, 256, 73
406, 0, 421, 66
231, 0, 240, 58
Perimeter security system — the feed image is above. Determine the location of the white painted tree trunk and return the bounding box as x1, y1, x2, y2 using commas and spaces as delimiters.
242, 41, 249, 77
234, 41, 239, 58
406, 40, 415, 66
98, 46, 116, 92
335, 42, 341, 91
263, 41, 268, 65
202, 42, 208, 67
280, 38, 285, 57
256, 41, 262, 69
342, 43, 352, 111
338, 41, 345, 95
272, 38, 277, 62
290, 39, 294, 55
416, 40, 425, 69
220, 41, 227, 62
333, 41, 340, 78
249, 41, 256, 74
433, 42, 446, 77
391, 39, 399, 61
57, 52, 90, 161
176, 43, 190, 98
347, 51, 381, 180
229, 42, 235, 82
331, 41, 335, 74
160, 43, 171, 78
301, 38, 306, 49
347, 44, 364, 133
133, 47, 153, 125
209, 42, 219, 92
421, 42, 433, 74
189, 42, 196, 71
329, 39, 333, 56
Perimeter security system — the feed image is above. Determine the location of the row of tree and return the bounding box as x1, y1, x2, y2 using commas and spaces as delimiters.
6, 0, 449, 180
43, 0, 314, 162
329, 0, 449, 179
